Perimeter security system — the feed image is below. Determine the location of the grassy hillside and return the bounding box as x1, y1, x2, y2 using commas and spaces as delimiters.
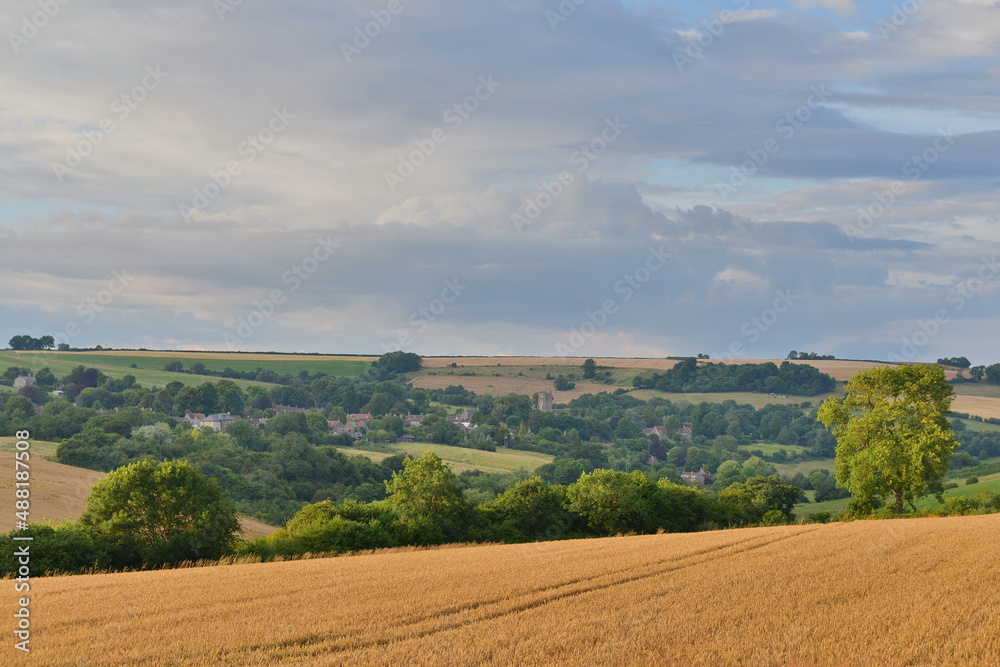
0, 350, 374, 389
773, 457, 836, 477
26, 514, 1000, 665
0, 439, 277, 538
337, 443, 553, 474
960, 418, 1000, 433
421, 356, 931, 381
739, 443, 808, 456
628, 389, 837, 409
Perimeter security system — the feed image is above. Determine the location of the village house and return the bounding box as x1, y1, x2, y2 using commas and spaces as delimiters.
403, 414, 425, 426
454, 421, 477, 435
13, 376, 35, 389
448, 409, 477, 424
643, 425, 668, 438
348, 413, 374, 424
677, 425, 693, 438
200, 413, 242, 432
183, 413, 207, 427
681, 468, 714, 485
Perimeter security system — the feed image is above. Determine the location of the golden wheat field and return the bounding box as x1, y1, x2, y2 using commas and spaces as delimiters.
11, 514, 999, 666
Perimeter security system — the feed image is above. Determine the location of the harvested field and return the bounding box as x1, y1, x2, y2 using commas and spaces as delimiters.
951, 395, 1000, 420
410, 374, 614, 400
21, 514, 1000, 665
422, 357, 933, 382
0, 455, 103, 531
422, 356, 683, 370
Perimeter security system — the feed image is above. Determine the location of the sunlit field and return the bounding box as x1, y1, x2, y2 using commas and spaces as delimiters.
21, 514, 1000, 665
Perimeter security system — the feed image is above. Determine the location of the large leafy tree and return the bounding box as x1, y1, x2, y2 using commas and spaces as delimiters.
386, 451, 467, 520
385, 451, 470, 544
481, 476, 574, 542
717, 475, 800, 525
817, 364, 959, 514
566, 469, 662, 535
78, 460, 240, 565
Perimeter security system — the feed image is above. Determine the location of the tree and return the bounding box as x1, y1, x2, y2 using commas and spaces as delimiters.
492, 393, 533, 422
64, 365, 102, 388
78, 460, 240, 565
174, 386, 205, 415
553, 377, 575, 391
718, 476, 800, 525
582, 359, 597, 379
385, 452, 469, 543
481, 477, 574, 542
375, 351, 422, 374
8, 335, 52, 350
712, 460, 743, 489
566, 469, 662, 535
817, 364, 959, 514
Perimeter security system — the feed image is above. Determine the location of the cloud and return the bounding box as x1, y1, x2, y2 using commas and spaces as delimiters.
0, 0, 998, 363
787, 0, 858, 18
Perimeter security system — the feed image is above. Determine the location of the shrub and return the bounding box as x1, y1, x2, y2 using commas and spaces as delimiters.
940, 496, 977, 516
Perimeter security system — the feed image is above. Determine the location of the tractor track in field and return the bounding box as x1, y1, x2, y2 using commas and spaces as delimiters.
228, 527, 821, 662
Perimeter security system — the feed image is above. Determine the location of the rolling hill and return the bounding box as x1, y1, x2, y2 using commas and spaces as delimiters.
415, 357, 1000, 420
0, 438, 277, 540
336, 443, 553, 474
0, 350, 375, 389
19, 514, 1000, 665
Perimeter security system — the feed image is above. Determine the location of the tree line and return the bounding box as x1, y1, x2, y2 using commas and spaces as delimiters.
631, 358, 837, 396
1, 452, 803, 576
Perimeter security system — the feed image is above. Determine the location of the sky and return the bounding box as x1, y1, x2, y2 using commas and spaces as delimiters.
1, 0, 998, 364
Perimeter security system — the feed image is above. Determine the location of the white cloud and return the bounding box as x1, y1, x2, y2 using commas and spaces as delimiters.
0, 0, 998, 362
